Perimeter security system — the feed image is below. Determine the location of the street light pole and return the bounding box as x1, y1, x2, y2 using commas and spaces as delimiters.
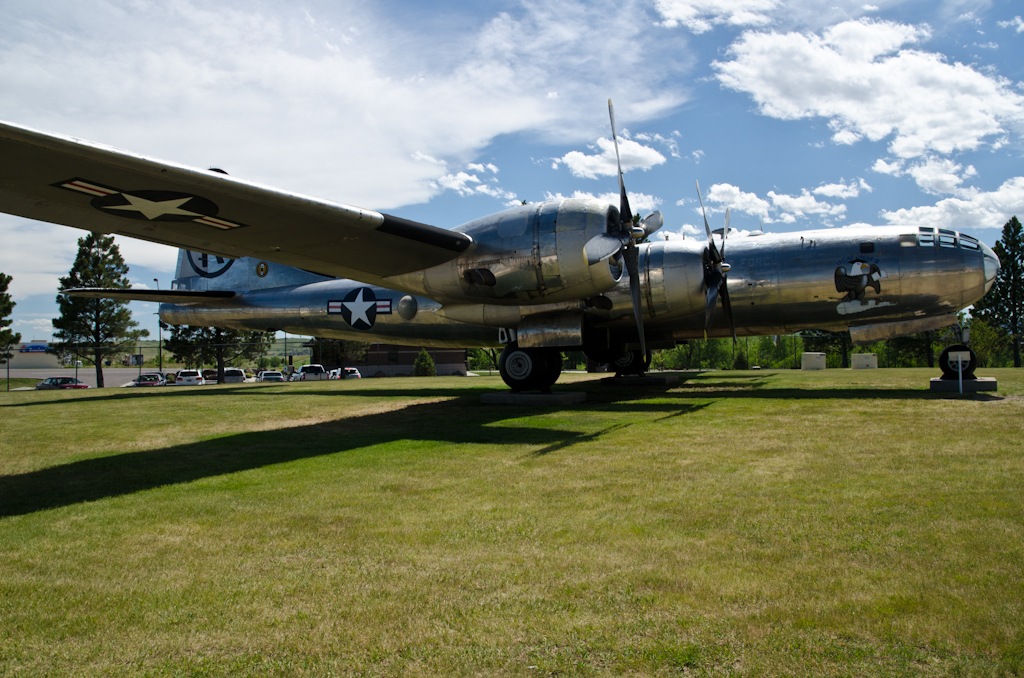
154, 278, 162, 373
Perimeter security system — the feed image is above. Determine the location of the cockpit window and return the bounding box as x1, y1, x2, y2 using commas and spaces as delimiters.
960, 234, 980, 250
859, 242, 875, 253
939, 233, 957, 248
918, 229, 935, 246
899, 234, 917, 247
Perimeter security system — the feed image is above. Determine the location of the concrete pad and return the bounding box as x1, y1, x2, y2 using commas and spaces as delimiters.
929, 377, 998, 392
480, 391, 587, 405
600, 375, 679, 386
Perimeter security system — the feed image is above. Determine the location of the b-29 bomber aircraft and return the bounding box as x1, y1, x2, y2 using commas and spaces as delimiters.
0, 103, 1000, 391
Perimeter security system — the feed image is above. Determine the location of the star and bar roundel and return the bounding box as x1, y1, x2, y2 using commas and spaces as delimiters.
54, 178, 246, 230
328, 287, 392, 330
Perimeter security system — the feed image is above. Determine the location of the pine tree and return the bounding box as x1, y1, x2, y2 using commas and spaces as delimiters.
0, 272, 20, 363
413, 347, 436, 376
51, 235, 148, 387
973, 216, 1023, 367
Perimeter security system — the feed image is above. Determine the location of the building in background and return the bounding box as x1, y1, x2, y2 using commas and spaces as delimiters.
10, 340, 60, 369
346, 344, 467, 377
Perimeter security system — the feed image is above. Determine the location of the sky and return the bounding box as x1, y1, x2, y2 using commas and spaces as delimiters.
1, 0, 1022, 342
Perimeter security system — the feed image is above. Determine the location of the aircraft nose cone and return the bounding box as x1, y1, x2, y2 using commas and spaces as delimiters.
981, 241, 1000, 293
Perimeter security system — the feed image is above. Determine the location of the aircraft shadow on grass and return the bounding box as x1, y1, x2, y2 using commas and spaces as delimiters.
0, 370, 975, 410
0, 394, 709, 517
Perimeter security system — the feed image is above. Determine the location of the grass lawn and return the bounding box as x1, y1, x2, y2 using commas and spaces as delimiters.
1, 368, 1022, 676
1, 378, 43, 390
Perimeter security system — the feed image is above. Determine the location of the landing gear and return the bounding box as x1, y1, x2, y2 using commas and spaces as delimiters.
611, 349, 651, 377
498, 343, 562, 392
938, 344, 978, 380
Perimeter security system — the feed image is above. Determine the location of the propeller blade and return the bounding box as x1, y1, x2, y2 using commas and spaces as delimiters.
720, 281, 737, 343
696, 180, 720, 262
608, 99, 632, 228
623, 243, 647, 358
584, 232, 625, 266
722, 207, 731, 259
640, 210, 664, 238
704, 283, 720, 340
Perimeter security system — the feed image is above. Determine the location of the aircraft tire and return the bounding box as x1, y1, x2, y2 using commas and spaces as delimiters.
498, 343, 546, 392
612, 349, 651, 376
540, 349, 563, 389
938, 344, 978, 380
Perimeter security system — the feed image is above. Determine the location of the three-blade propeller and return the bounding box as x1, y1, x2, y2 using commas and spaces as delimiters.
696, 180, 736, 342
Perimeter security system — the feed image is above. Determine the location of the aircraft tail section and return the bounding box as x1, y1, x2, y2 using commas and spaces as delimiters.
171, 249, 333, 293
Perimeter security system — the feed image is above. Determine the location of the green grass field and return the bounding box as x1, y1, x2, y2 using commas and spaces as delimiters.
1, 369, 1022, 677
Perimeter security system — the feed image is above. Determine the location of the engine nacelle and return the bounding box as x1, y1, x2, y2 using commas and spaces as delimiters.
389, 199, 624, 306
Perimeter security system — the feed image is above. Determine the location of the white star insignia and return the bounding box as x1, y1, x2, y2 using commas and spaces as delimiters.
343, 289, 375, 327
103, 194, 201, 220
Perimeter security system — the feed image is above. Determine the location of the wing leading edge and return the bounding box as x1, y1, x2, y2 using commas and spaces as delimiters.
0, 121, 472, 284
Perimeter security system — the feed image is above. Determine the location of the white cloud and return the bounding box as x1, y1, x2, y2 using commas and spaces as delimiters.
0, 216, 81, 301
873, 155, 982, 196
544, 191, 662, 213
997, 16, 1024, 33
11, 317, 56, 334
714, 19, 1024, 159
434, 170, 516, 200
904, 156, 969, 195
704, 183, 771, 218
557, 137, 666, 179
768, 189, 847, 218
862, 4, 879, 10
880, 176, 1024, 231
633, 132, 681, 158
872, 158, 904, 175
691, 149, 705, 163
812, 179, 867, 198
654, 0, 777, 33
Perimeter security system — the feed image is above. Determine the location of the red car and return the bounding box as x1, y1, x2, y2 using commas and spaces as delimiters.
35, 377, 89, 390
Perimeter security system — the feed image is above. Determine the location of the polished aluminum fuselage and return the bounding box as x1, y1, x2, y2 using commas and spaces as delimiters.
160, 199, 997, 349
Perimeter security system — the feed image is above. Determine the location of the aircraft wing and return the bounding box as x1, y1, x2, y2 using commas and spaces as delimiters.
0, 121, 473, 282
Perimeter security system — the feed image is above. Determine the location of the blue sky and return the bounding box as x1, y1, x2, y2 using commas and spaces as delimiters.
1, 0, 1021, 341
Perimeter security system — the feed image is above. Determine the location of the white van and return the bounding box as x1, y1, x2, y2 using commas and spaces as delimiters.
175, 370, 205, 386
222, 368, 246, 384
296, 364, 330, 381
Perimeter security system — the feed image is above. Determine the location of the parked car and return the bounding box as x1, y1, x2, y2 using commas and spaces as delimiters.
329, 367, 362, 379
202, 369, 219, 383
222, 368, 246, 384
175, 370, 205, 386
35, 376, 89, 390
295, 364, 329, 381
132, 373, 166, 387
259, 370, 284, 382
